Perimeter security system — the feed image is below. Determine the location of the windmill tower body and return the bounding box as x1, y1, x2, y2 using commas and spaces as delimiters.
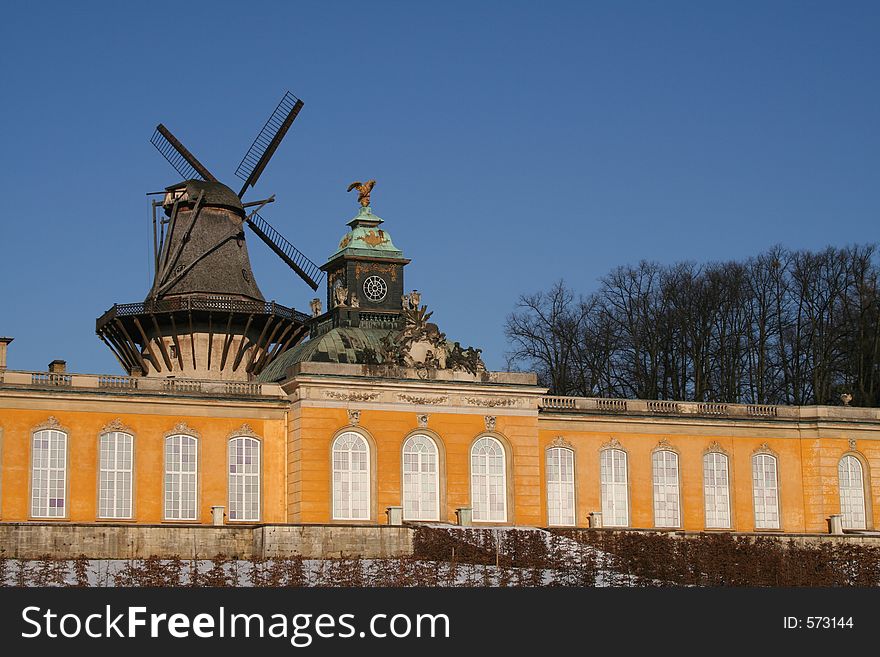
96, 92, 320, 381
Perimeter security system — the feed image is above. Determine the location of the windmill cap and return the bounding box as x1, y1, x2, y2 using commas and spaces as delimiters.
165, 179, 244, 213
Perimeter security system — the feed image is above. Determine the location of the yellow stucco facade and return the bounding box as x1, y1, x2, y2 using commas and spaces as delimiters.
1, 364, 879, 534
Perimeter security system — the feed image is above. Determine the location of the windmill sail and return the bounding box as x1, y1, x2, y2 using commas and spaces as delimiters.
246, 212, 323, 290
236, 91, 304, 197
151, 124, 218, 182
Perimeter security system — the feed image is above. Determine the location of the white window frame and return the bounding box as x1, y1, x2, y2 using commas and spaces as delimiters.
98, 431, 133, 519
546, 446, 576, 526
402, 434, 440, 521
752, 453, 780, 530
31, 429, 67, 518
600, 448, 629, 527
228, 436, 261, 522
839, 455, 867, 530
652, 449, 681, 528
164, 434, 198, 521
703, 451, 731, 529
471, 436, 507, 523
332, 431, 371, 521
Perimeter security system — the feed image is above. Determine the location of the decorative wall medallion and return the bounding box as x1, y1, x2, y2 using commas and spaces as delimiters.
704, 441, 729, 455
164, 421, 200, 439
354, 262, 398, 282
484, 415, 496, 431
654, 437, 678, 453
326, 390, 380, 402
550, 435, 573, 449
33, 416, 67, 433
348, 409, 361, 426
397, 393, 448, 405
227, 423, 260, 440
600, 436, 624, 452
849, 438, 857, 451
753, 442, 776, 456
465, 396, 517, 408
101, 418, 133, 434
417, 414, 429, 428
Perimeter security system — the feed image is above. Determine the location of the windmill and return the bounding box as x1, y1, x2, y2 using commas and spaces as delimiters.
96, 91, 322, 380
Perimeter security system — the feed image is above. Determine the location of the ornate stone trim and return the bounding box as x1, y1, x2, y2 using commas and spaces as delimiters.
704, 441, 729, 456
465, 396, 517, 408
32, 416, 68, 434
417, 414, 429, 428
653, 437, 679, 454
398, 393, 448, 405
599, 437, 624, 452
227, 423, 261, 441
484, 415, 496, 431
849, 438, 858, 451
549, 435, 573, 450
326, 390, 380, 402
752, 442, 777, 457
100, 418, 134, 435
164, 421, 200, 439
348, 409, 361, 426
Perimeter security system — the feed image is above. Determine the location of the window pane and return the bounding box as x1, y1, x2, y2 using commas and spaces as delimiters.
471, 437, 507, 522
98, 431, 133, 519
165, 434, 198, 520
228, 437, 261, 521
839, 455, 867, 530
703, 452, 730, 528
653, 450, 680, 527
402, 434, 439, 521
752, 454, 779, 529
600, 449, 628, 526
31, 430, 67, 518
547, 447, 575, 526
332, 432, 370, 520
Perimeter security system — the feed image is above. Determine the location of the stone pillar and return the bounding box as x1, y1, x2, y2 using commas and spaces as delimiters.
828, 514, 844, 535
455, 507, 473, 526
211, 505, 225, 526
0, 337, 12, 370
385, 506, 403, 526
589, 511, 603, 528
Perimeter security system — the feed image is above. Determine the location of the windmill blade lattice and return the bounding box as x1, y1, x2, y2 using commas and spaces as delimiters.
246, 212, 324, 291
150, 124, 217, 182
236, 91, 304, 197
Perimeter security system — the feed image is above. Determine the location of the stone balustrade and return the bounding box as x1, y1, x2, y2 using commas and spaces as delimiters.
0, 370, 284, 399
539, 395, 880, 421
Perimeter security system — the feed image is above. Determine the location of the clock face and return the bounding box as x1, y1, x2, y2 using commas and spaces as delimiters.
362, 275, 388, 302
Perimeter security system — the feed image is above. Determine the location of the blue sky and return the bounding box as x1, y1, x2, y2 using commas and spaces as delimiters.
0, 1, 877, 373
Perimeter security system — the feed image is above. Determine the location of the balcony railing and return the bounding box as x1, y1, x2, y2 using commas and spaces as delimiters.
537, 395, 874, 420
0, 370, 284, 399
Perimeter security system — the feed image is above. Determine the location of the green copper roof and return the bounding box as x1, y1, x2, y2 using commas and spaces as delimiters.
327, 206, 404, 260
256, 326, 397, 382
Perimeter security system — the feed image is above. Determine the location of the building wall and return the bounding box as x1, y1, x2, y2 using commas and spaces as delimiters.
0, 392, 289, 524
2, 370, 880, 535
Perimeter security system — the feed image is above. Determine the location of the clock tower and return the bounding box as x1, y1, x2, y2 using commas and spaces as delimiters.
319, 196, 410, 327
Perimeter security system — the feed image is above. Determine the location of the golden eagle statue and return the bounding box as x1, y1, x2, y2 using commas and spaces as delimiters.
347, 179, 376, 207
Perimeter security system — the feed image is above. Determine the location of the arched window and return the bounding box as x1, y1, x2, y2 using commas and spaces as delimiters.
839, 455, 867, 530
31, 429, 67, 518
652, 450, 680, 528
164, 434, 198, 521
703, 452, 731, 529
98, 431, 133, 519
471, 436, 507, 522
228, 436, 261, 522
546, 446, 575, 526
332, 431, 370, 520
402, 434, 439, 521
752, 453, 780, 529
600, 448, 628, 527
